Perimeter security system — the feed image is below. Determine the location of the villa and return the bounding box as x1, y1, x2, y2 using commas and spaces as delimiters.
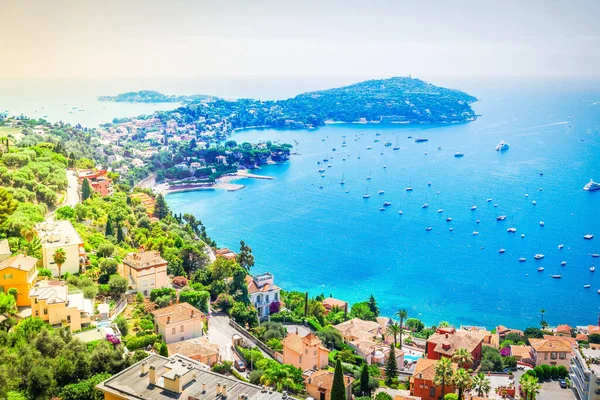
410, 358, 456, 400
122, 248, 169, 297
303, 369, 353, 400
510, 345, 534, 364
426, 326, 484, 366
77, 168, 112, 197
215, 248, 237, 260
0, 254, 38, 306
281, 331, 329, 370
166, 336, 220, 366
352, 339, 405, 367
152, 302, 205, 344
29, 280, 93, 332
555, 324, 573, 336
322, 296, 348, 314
36, 219, 85, 276
96, 354, 286, 400
529, 335, 574, 369
245, 272, 281, 319
333, 318, 382, 343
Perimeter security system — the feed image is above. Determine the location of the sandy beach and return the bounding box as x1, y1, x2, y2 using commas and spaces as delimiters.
155, 170, 274, 195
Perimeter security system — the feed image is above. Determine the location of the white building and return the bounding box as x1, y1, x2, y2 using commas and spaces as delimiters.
36, 219, 85, 276
245, 272, 281, 319
570, 347, 600, 400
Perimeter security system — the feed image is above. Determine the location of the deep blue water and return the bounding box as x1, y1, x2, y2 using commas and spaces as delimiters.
166, 86, 600, 329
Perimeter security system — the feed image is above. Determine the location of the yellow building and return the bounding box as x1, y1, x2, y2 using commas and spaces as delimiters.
282, 332, 330, 370
30, 280, 93, 332
0, 254, 39, 306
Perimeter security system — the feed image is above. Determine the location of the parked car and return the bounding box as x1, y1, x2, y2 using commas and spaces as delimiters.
559, 379, 567, 389
234, 359, 246, 372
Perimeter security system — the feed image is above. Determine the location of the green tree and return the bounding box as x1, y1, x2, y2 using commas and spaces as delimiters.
367, 294, 379, 317
0, 188, 18, 226
236, 240, 255, 271
159, 342, 169, 357
108, 275, 127, 298
105, 214, 114, 237
453, 368, 472, 400
59, 372, 110, 400
471, 373, 491, 397
82, 178, 92, 201
433, 357, 454, 400
114, 316, 128, 336
116, 221, 124, 243
405, 318, 425, 332
97, 243, 114, 258
350, 302, 376, 321
396, 308, 408, 349
385, 344, 397, 384
7, 287, 19, 306
359, 363, 370, 397
27, 365, 54, 400
53, 247, 67, 277
0, 292, 16, 314
331, 358, 347, 400
387, 322, 400, 347
520, 374, 541, 400
154, 194, 169, 219
452, 348, 474, 368
540, 308, 548, 329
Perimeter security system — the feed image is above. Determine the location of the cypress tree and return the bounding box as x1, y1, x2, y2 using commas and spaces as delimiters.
359, 363, 370, 396
105, 215, 114, 237
116, 221, 124, 243
330, 358, 346, 400
155, 194, 169, 219
367, 294, 379, 317
81, 178, 92, 200
385, 344, 397, 384
159, 342, 169, 357
304, 292, 308, 317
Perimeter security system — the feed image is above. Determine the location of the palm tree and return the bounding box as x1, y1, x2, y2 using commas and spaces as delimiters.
471, 373, 491, 397
520, 374, 541, 400
540, 308, 547, 329
20, 227, 37, 256
396, 308, 408, 349
453, 368, 472, 400
387, 322, 400, 347
433, 357, 454, 400
452, 347, 474, 368
53, 248, 67, 277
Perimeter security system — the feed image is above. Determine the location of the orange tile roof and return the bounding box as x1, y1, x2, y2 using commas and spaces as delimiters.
166, 336, 219, 358
322, 297, 347, 309
428, 330, 484, 355
556, 324, 572, 334
575, 333, 589, 342
123, 250, 167, 270
529, 336, 573, 353
152, 302, 204, 325
412, 358, 457, 382
510, 345, 531, 359
0, 254, 38, 272
245, 275, 280, 294
589, 325, 600, 335
282, 332, 326, 354
304, 370, 353, 390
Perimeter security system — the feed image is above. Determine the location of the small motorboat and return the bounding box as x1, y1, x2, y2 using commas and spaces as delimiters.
437, 209, 443, 213
558, 244, 564, 249
486, 198, 492, 202
532, 201, 537, 205
591, 267, 596, 272
366, 146, 372, 150
561, 261, 567, 266
378, 190, 385, 195
446, 217, 452, 222
525, 193, 529, 197
538, 267, 545, 272
584, 234, 594, 240
476, 220, 480, 224
499, 249, 506, 254
471, 205, 477, 211
363, 194, 371, 198
422, 203, 429, 208
318, 168, 325, 172
584, 284, 591, 288
405, 187, 413, 191
319, 185, 323, 189
449, 227, 454, 231
592, 254, 600, 258
398, 210, 403, 215
425, 226, 432, 231
454, 152, 464, 158
383, 202, 391, 207
379, 207, 385, 211
551, 274, 562, 279
521, 234, 525, 238
507, 228, 517, 233
473, 231, 479, 235
494, 204, 498, 207
534, 254, 545, 260
539, 221, 545, 227
428, 181, 432, 186
519, 258, 527, 262
497, 215, 507, 221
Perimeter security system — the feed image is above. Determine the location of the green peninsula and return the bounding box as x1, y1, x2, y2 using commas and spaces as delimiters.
98, 90, 212, 103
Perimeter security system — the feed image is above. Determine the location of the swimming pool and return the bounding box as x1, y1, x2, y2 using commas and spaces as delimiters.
404, 354, 423, 363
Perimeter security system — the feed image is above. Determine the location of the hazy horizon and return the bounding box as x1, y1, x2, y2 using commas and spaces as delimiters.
1, 0, 599, 80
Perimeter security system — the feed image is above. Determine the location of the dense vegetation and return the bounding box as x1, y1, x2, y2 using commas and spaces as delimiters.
157, 77, 477, 129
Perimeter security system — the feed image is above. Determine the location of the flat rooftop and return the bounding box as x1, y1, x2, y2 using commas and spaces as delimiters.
36, 219, 83, 249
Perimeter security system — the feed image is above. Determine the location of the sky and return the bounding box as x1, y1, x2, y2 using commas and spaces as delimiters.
1, 0, 599, 80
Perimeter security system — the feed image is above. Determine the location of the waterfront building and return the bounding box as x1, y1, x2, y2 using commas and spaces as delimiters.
555, 324, 574, 336
281, 331, 329, 370
29, 280, 93, 332
303, 369, 353, 400
410, 358, 456, 400
245, 272, 280, 319
36, 219, 85, 276
0, 254, 38, 306
96, 354, 287, 400
333, 318, 382, 343
426, 326, 484, 366
570, 346, 600, 400
152, 302, 205, 344
529, 335, 574, 369
122, 248, 169, 297
322, 296, 348, 314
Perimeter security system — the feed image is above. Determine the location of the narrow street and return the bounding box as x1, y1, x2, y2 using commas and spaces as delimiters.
65, 170, 79, 207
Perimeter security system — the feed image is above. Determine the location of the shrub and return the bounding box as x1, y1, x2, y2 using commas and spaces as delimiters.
534, 366, 544, 379
211, 361, 233, 374
266, 338, 283, 352
114, 316, 128, 336
125, 334, 161, 351
155, 295, 172, 308
150, 288, 176, 302
306, 317, 322, 332
376, 392, 393, 400
550, 366, 559, 379
214, 293, 234, 313
557, 365, 568, 378
444, 394, 459, 400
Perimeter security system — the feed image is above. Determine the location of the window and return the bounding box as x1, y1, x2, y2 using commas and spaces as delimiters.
299, 356, 302, 363
430, 386, 436, 397
551, 352, 557, 360
35, 310, 39, 316
172, 327, 176, 335
274, 293, 279, 301
266, 295, 269, 302
305, 350, 308, 355
43, 308, 48, 315
3, 273, 12, 279
559, 353, 566, 359
180, 325, 184, 332
67, 315, 71, 323
181, 337, 184, 341
544, 353, 548, 360
314, 350, 317, 356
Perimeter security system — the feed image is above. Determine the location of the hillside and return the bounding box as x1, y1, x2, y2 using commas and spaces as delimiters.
98, 90, 212, 103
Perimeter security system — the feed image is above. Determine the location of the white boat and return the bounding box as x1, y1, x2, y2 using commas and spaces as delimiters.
538, 267, 545, 272
319, 185, 323, 189
449, 227, 454, 231
584, 179, 600, 191
378, 190, 385, 195
495, 140, 510, 151
406, 187, 413, 191
454, 152, 464, 158
486, 198, 492, 202
366, 146, 372, 150
422, 203, 428, 208
373, 138, 380, 143
551, 274, 562, 279
519, 258, 526, 262
363, 194, 370, 198
584, 284, 591, 288
507, 228, 517, 233
534, 254, 545, 260
592, 267, 596, 272
383, 202, 391, 207
497, 215, 507, 221
379, 207, 385, 211
521, 234, 525, 238
437, 209, 443, 213
471, 205, 477, 211
446, 217, 452, 222
476, 219, 480, 224
592, 254, 600, 258
558, 244, 564, 249
499, 249, 506, 254
532, 201, 537, 205
473, 231, 479, 235
584, 234, 594, 240
561, 261, 567, 266
539, 221, 545, 226
384, 141, 392, 147
415, 137, 428, 143
318, 168, 325, 172
398, 210, 403, 215
425, 226, 432, 231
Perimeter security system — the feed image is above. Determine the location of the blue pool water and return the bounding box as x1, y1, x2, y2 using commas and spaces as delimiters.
166, 82, 600, 329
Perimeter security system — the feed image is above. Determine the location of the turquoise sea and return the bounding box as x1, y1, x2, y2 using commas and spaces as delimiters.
166, 83, 600, 329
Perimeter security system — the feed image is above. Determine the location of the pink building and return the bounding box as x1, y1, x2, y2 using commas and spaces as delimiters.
529, 336, 575, 369
152, 302, 205, 344
122, 249, 169, 297
282, 332, 330, 370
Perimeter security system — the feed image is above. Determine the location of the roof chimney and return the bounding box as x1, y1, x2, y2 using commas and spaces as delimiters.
202, 382, 206, 393
149, 365, 156, 385
217, 382, 222, 396
222, 384, 228, 397
445, 334, 449, 338
140, 361, 148, 375
167, 316, 171, 324
191, 310, 194, 318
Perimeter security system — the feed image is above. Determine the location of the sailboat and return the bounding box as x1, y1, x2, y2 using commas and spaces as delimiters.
363, 182, 370, 198
366, 170, 371, 180
393, 135, 400, 150
383, 158, 387, 169
340, 173, 345, 185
